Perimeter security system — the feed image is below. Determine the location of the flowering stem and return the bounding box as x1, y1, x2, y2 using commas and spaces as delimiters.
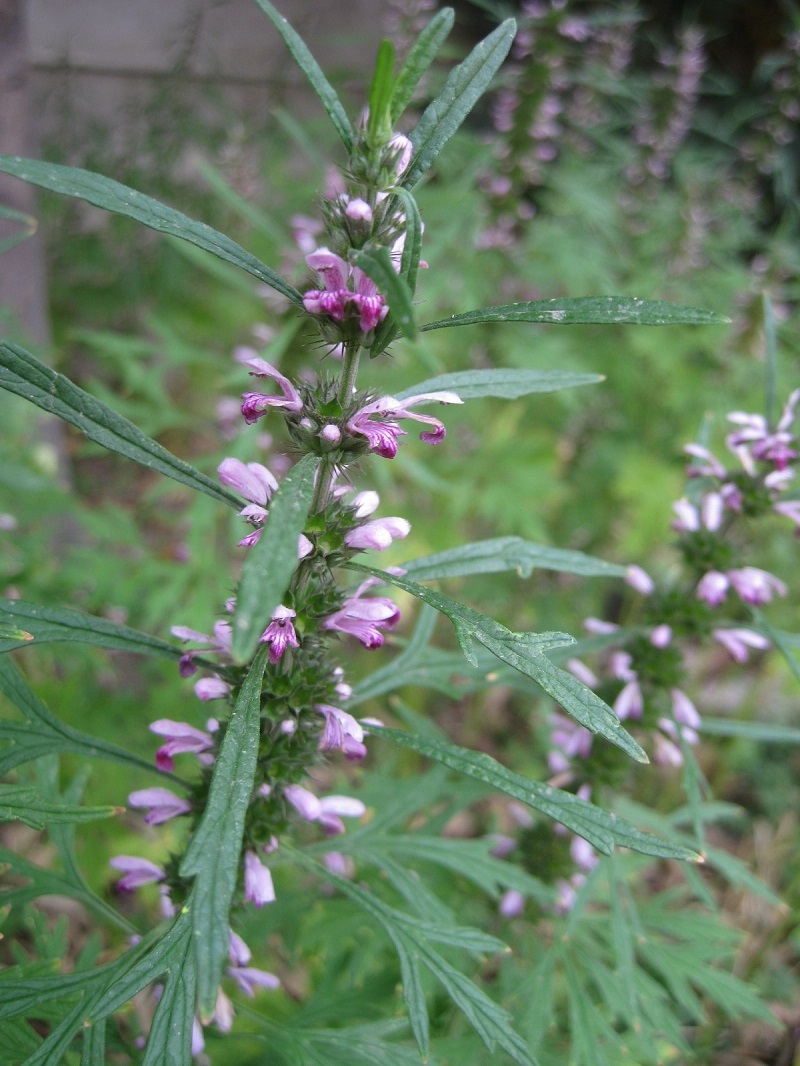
337, 340, 363, 405
311, 458, 336, 514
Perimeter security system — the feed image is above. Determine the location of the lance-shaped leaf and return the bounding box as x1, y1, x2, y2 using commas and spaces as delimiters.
367, 40, 396, 146
404, 19, 516, 189
252, 0, 353, 154
397, 367, 603, 400
354, 247, 416, 340
0, 785, 121, 829
0, 623, 32, 643
420, 296, 730, 331
180, 646, 269, 1019
231, 453, 317, 662
0, 655, 161, 776
401, 536, 628, 581
142, 929, 197, 1066
348, 563, 648, 763
0, 156, 302, 305
0, 342, 241, 510
80, 1022, 105, 1066
394, 187, 423, 297
0, 597, 184, 659
390, 7, 455, 122
373, 727, 699, 861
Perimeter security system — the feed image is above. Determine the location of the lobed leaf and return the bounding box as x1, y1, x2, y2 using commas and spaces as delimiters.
420, 296, 731, 331
142, 929, 197, 1066
354, 247, 416, 340
252, 0, 354, 153
231, 453, 317, 662
0, 655, 163, 777
390, 7, 455, 122
0, 341, 242, 511
180, 646, 270, 1018
404, 19, 516, 189
401, 536, 627, 581
373, 727, 699, 861
348, 563, 648, 762
0, 155, 302, 304
0, 785, 121, 830
397, 367, 603, 400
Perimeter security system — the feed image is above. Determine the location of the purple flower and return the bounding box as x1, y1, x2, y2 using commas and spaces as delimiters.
194, 676, 232, 702
499, 889, 525, 918
315, 704, 367, 760
236, 351, 303, 424
244, 850, 276, 907
346, 392, 463, 459
109, 855, 165, 891
727, 566, 787, 605
284, 783, 322, 821
228, 966, 281, 998
696, 569, 729, 607
323, 580, 400, 650
613, 679, 643, 721
712, 627, 770, 662
345, 515, 410, 552
218, 457, 277, 510
259, 605, 300, 664
625, 565, 654, 595
128, 787, 191, 825
303, 248, 389, 334
149, 719, 214, 772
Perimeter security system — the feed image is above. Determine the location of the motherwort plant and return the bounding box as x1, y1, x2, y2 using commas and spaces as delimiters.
0, 5, 757, 1064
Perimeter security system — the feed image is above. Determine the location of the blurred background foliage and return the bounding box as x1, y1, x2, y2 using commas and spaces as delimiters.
2, 1, 800, 1062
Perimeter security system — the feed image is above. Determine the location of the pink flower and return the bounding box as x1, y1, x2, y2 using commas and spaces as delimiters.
194, 676, 232, 702
323, 579, 400, 650
315, 704, 367, 760
346, 391, 463, 459
149, 719, 214, 772
236, 351, 303, 424
109, 855, 165, 891
613, 679, 643, 720
218, 458, 277, 514
712, 627, 770, 662
727, 566, 787, 605
228, 966, 281, 998
696, 570, 729, 607
625, 565, 654, 595
128, 787, 191, 825
499, 889, 525, 918
303, 248, 388, 334
345, 515, 410, 551
244, 850, 276, 907
259, 605, 299, 664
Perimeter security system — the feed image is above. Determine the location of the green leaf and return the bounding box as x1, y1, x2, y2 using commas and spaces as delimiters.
0, 623, 32, 643
348, 563, 648, 762
367, 41, 396, 146
397, 367, 603, 400
180, 646, 269, 1019
290, 846, 536, 1066
404, 19, 516, 189
0, 655, 162, 777
252, 0, 354, 154
393, 187, 423, 297
353, 247, 416, 340
231, 453, 317, 662
401, 536, 627, 581
372, 726, 699, 861
0, 202, 37, 253
420, 296, 731, 331
80, 1021, 105, 1066
0, 156, 302, 305
142, 928, 197, 1066
0, 785, 120, 829
390, 7, 455, 122
699, 717, 800, 743
0, 598, 184, 658
0, 341, 241, 511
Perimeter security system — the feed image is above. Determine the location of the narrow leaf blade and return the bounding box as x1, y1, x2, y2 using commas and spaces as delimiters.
354, 247, 416, 340
180, 647, 269, 1018
373, 727, 699, 861
252, 0, 354, 153
420, 296, 731, 331
401, 536, 627, 581
0, 786, 120, 829
397, 368, 603, 400
0, 342, 241, 510
231, 454, 317, 662
390, 7, 455, 122
0, 156, 302, 304
404, 19, 516, 189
